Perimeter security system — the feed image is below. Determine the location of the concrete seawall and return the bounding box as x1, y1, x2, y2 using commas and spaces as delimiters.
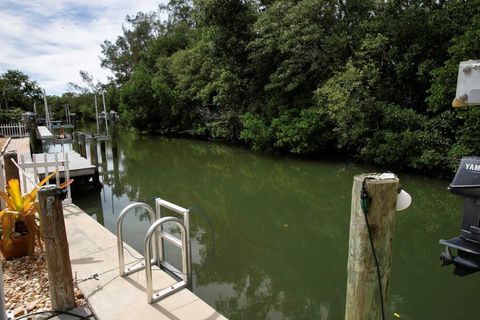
63, 204, 226, 320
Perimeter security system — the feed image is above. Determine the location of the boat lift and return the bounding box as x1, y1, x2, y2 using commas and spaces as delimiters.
440, 60, 480, 276
116, 198, 192, 303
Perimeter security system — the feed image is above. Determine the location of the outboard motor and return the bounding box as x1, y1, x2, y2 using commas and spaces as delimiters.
440, 157, 480, 276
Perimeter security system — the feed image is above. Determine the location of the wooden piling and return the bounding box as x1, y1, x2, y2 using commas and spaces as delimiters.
72, 132, 79, 154
90, 136, 98, 167
72, 132, 78, 143
78, 133, 86, 158
100, 140, 107, 166
23, 112, 38, 153
345, 174, 399, 320
38, 185, 75, 311
3, 151, 19, 184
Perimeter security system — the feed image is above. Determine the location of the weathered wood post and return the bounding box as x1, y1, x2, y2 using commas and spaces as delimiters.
90, 137, 101, 187
38, 185, 75, 311
72, 132, 79, 154
72, 131, 78, 143
90, 136, 98, 167
112, 137, 120, 186
100, 140, 107, 168
23, 112, 39, 153
345, 174, 399, 320
78, 133, 86, 158
3, 151, 19, 183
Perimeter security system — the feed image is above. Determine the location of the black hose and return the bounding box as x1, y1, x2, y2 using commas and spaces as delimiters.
15, 310, 93, 320
361, 178, 386, 320
363, 208, 387, 320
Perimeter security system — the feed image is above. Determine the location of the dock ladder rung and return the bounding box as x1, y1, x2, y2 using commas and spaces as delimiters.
145, 216, 191, 303
116, 198, 192, 304
158, 231, 183, 248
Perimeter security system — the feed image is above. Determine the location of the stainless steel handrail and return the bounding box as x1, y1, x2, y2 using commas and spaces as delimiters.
116, 202, 157, 276
145, 217, 191, 304
116, 199, 193, 303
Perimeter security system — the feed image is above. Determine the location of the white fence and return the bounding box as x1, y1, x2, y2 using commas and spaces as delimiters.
0, 123, 27, 138
17, 152, 72, 204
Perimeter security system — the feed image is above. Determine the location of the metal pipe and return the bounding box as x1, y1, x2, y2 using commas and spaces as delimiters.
94, 94, 99, 133
156, 199, 189, 214
184, 209, 192, 286
102, 92, 108, 136
43, 89, 50, 129
155, 200, 164, 263
155, 198, 191, 282
116, 203, 156, 276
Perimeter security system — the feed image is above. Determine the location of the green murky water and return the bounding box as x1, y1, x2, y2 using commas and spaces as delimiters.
51, 128, 478, 319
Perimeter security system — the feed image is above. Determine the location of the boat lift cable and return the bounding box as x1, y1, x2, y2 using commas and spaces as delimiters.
75, 250, 143, 284
361, 178, 386, 320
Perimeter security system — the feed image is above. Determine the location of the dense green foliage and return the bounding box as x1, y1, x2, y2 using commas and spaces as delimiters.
99, 0, 480, 174
0, 70, 41, 122
0, 69, 119, 123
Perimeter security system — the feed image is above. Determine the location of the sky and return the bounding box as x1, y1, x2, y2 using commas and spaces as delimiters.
0, 0, 165, 95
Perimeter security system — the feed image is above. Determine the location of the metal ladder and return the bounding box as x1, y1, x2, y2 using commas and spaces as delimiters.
116, 198, 192, 303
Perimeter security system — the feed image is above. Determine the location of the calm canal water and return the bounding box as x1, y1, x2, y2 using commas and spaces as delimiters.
50, 128, 478, 319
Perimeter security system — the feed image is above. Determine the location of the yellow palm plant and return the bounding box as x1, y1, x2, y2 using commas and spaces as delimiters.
0, 171, 72, 256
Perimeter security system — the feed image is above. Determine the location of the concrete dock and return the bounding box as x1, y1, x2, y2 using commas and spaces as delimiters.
2, 137, 225, 318
64, 204, 226, 320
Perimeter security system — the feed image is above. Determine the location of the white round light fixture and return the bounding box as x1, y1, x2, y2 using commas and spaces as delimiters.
396, 189, 412, 211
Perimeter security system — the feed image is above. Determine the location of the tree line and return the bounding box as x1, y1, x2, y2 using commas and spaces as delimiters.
101, 0, 480, 175
0, 69, 118, 123
0, 70, 42, 122
3, 1, 480, 175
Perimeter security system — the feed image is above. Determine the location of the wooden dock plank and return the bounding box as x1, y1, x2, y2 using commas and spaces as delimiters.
37, 126, 54, 139
32, 152, 97, 177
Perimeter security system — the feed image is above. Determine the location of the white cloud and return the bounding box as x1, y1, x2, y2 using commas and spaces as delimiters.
0, 0, 166, 95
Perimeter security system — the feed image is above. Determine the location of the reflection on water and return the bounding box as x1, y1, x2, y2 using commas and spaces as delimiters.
48, 126, 478, 319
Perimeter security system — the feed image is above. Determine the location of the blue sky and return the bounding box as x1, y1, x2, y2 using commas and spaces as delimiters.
0, 0, 164, 95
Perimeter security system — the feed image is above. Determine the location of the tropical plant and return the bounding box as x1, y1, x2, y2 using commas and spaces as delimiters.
0, 171, 72, 256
